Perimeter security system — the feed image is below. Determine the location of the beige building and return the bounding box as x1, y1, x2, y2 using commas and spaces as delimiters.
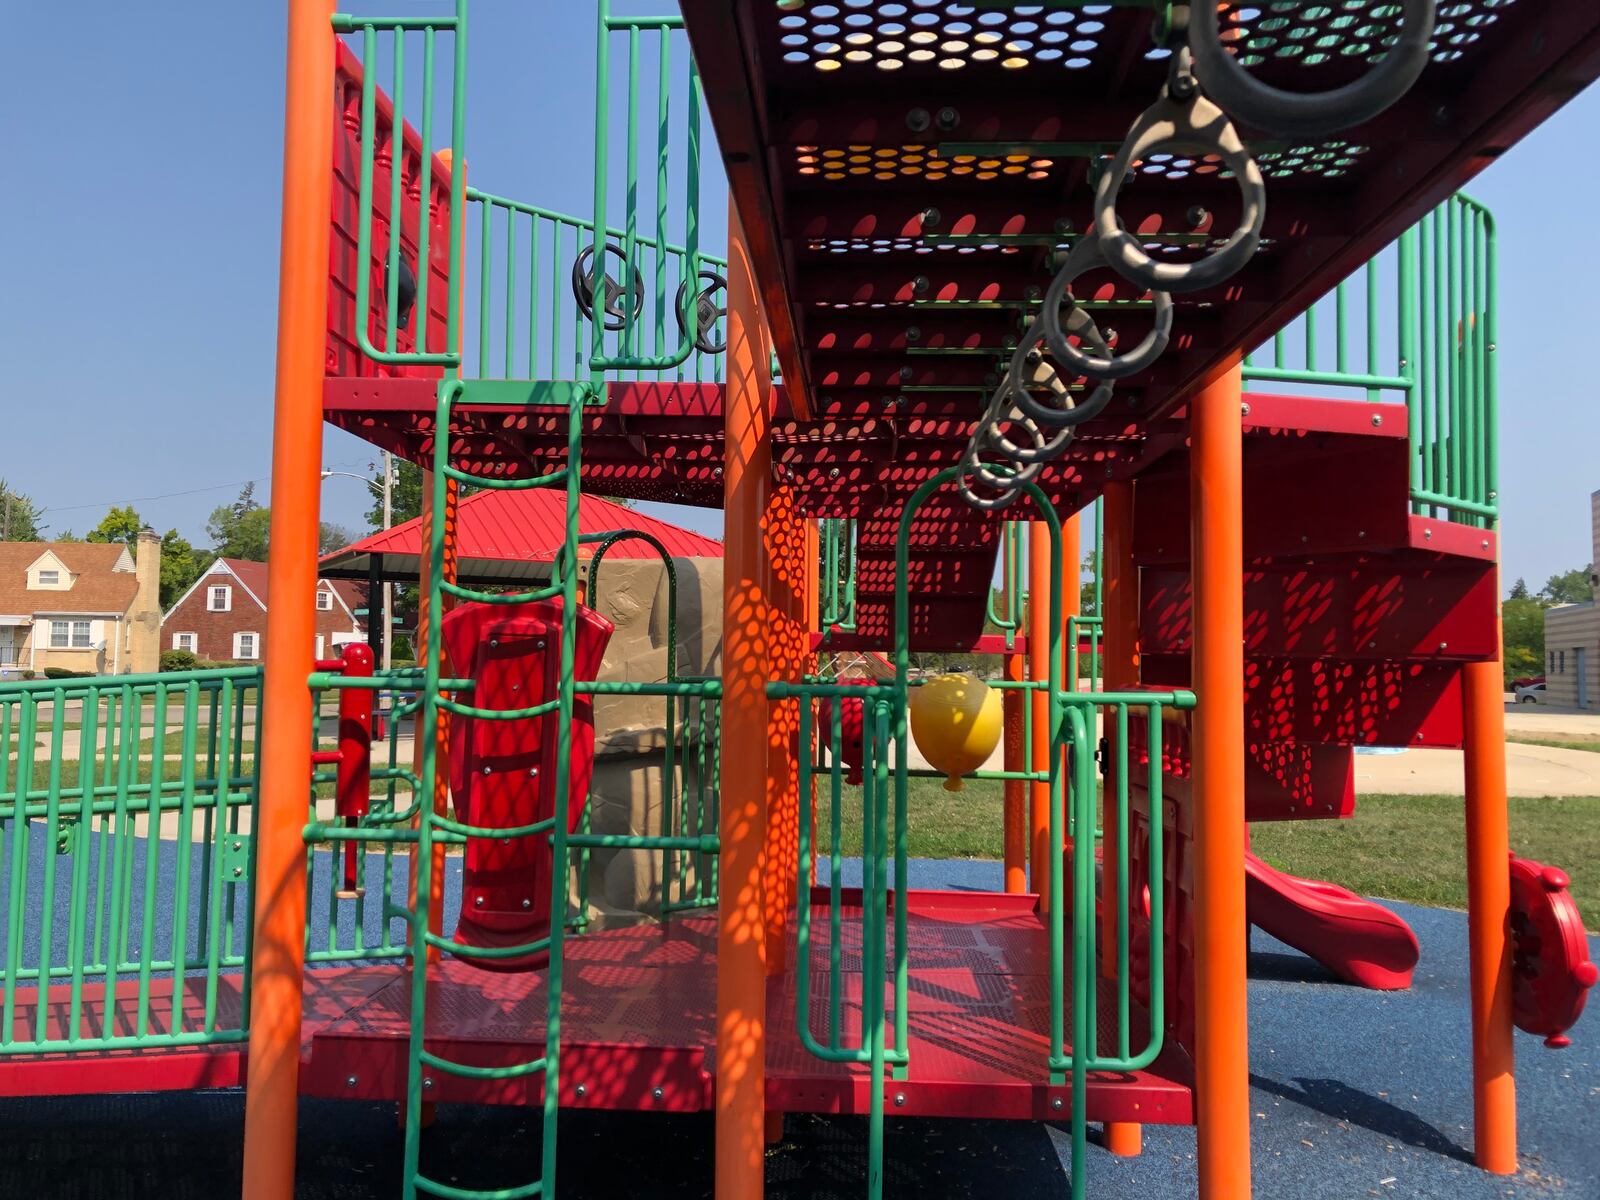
1542, 489, 1600, 710
0, 532, 163, 677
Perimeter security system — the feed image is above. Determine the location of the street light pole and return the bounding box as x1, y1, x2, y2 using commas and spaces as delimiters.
381, 450, 393, 671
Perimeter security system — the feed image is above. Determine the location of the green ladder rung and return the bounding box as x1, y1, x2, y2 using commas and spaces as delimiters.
421, 930, 553, 961
414, 1176, 544, 1200
419, 1048, 547, 1081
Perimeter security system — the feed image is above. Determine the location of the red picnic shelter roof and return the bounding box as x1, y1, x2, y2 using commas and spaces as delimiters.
319, 488, 722, 587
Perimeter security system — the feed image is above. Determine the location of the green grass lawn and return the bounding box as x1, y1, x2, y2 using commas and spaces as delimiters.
1505, 733, 1600, 754
811, 777, 1600, 929
1251, 793, 1600, 928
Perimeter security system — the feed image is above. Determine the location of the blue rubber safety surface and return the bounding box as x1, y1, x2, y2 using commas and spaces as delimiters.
0, 856, 1592, 1198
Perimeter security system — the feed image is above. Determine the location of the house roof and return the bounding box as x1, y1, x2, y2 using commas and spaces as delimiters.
166, 558, 366, 626
0, 542, 138, 617
320, 490, 723, 585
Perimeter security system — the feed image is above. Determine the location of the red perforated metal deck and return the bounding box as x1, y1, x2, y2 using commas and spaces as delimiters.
299, 888, 1193, 1124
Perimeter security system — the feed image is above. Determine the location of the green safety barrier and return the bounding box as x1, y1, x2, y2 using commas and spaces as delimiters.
1244, 192, 1497, 527
0, 669, 260, 1055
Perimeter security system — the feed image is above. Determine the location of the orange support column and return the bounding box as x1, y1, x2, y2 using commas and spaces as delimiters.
1027, 521, 1052, 897
764, 484, 805, 975
1463, 657, 1517, 1174
717, 200, 772, 1200
240, 4, 335, 1197
1190, 361, 1252, 1200
1060, 512, 1081, 694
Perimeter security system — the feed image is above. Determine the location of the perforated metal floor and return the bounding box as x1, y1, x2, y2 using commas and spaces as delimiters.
300, 888, 1193, 1123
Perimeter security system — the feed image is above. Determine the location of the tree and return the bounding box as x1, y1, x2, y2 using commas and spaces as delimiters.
1539, 565, 1594, 607
1508, 577, 1531, 601
1502, 595, 1546, 688
320, 522, 353, 554
159, 530, 207, 609
366, 459, 423, 531
207, 485, 271, 561
0, 480, 44, 541
85, 505, 144, 546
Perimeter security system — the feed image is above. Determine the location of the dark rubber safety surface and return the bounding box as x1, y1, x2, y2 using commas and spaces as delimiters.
0, 858, 1593, 1199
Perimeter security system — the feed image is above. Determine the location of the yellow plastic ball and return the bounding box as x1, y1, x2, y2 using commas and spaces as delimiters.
908, 672, 1002, 792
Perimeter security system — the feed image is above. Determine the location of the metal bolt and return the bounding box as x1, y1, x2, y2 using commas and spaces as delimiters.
490, 639, 499, 648
233, 866, 243, 878
921, 207, 942, 230
1438, 641, 1448, 652
529, 766, 539, 777
1185, 205, 1209, 230
893, 1093, 906, 1107
1051, 1096, 1064, 1111
652, 1086, 665, 1101
1423, 528, 1433, 540
346, 1074, 359, 1088
575, 1083, 587, 1098
482, 765, 492, 776
906, 107, 931, 133
1054, 217, 1074, 236
522, 898, 532, 910
899, 365, 914, 382
906, 325, 922, 342
1488, 343, 1497, 353
912, 275, 930, 295
1240, 402, 1251, 417
1481, 539, 1490, 550
1370, 413, 1383, 427
474, 895, 484, 907
1433, 104, 1452, 126
423, 1077, 434, 1091
935, 106, 959, 131
535, 640, 546, 650
1358, 530, 1367, 539
829, 468, 841, 479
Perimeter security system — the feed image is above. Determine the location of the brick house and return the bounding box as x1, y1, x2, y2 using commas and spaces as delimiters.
0, 532, 163, 676
162, 558, 366, 664
1543, 488, 1600, 710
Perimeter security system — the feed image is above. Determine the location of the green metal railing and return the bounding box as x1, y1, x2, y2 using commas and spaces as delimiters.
334, 2, 469, 369
1244, 192, 1497, 525
466, 190, 727, 385
587, 3, 710, 374
0, 669, 259, 1055
819, 517, 859, 635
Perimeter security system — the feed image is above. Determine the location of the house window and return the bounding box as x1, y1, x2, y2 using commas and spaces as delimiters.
1550, 651, 1557, 673
317, 590, 333, 611
36, 570, 59, 587
51, 620, 91, 649
1560, 651, 1566, 674
173, 632, 197, 652
208, 585, 232, 612
233, 632, 259, 660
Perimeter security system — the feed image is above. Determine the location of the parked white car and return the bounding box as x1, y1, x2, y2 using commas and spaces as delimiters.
1515, 682, 1546, 704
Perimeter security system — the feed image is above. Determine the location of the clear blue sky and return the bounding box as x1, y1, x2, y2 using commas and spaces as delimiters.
2, 3, 1595, 591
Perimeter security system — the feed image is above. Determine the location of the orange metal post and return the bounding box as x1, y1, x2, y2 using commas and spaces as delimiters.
1099, 480, 1142, 1159
1027, 521, 1052, 898
1061, 512, 1081, 693
1463, 657, 1517, 1174
717, 200, 772, 1200
1190, 361, 1252, 1200
764, 484, 804, 975
240, 4, 335, 1196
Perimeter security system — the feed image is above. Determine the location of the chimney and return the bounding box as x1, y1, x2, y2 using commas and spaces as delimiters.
128, 527, 162, 673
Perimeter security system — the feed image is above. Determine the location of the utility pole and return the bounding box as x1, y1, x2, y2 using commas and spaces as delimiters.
381, 450, 394, 671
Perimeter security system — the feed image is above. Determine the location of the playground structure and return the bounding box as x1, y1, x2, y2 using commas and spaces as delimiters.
2, 3, 1600, 1199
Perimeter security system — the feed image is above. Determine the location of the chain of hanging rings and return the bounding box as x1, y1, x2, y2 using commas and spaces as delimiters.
958, 0, 1437, 511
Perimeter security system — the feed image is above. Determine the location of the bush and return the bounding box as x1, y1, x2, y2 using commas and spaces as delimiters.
43, 667, 92, 680
21, 671, 35, 680
161, 649, 199, 673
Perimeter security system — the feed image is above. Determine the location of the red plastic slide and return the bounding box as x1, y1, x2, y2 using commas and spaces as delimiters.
1245, 852, 1420, 990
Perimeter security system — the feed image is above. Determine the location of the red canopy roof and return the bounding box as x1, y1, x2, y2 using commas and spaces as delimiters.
320, 488, 722, 586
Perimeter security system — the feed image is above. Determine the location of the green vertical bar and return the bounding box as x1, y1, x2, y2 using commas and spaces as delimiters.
867, 698, 889, 1200
1420, 217, 1436, 502
169, 684, 201, 1033
2, 694, 36, 1044
1334, 280, 1349, 374
413, 25, 436, 358
33, 689, 67, 1042
1365, 256, 1381, 403
1447, 199, 1462, 508
654, 29, 671, 363
136, 687, 170, 1036
103, 689, 136, 1008
1399, 227, 1419, 498
1304, 301, 1318, 373
1480, 201, 1498, 516
1115, 704, 1130, 1060
65, 688, 100, 1038
479, 199, 493, 374
385, 34, 406, 355
204, 677, 236, 1031
528, 214, 541, 379
505, 205, 517, 379
828, 683, 845, 1049
623, 25, 641, 363
590, 1, 613, 377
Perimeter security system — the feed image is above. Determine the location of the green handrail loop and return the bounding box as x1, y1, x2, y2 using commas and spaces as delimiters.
335, 3, 469, 368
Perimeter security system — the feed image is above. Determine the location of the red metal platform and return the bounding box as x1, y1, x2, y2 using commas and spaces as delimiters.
297, 888, 1193, 1124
